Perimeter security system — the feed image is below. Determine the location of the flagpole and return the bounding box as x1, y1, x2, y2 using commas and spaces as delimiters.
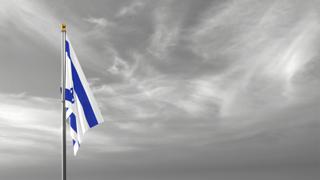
61, 23, 67, 180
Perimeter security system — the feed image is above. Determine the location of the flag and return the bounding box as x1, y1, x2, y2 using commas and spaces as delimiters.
65, 36, 104, 155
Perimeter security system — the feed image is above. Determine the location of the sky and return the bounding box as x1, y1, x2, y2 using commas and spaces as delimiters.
0, 0, 319, 180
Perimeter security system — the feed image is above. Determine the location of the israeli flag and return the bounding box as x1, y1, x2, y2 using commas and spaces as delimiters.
65, 36, 104, 155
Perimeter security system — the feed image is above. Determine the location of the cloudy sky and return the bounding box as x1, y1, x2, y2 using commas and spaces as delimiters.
0, 0, 319, 179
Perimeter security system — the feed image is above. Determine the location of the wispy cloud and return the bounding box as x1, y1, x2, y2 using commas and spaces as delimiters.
116, 1, 145, 17
186, 0, 320, 116
0, 0, 60, 45
0, 93, 60, 166
147, 6, 180, 58
84, 17, 113, 28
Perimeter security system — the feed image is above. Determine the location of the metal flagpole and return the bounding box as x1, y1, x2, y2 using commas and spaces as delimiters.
61, 23, 67, 180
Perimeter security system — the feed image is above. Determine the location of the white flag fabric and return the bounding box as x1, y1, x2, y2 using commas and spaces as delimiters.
65, 36, 104, 155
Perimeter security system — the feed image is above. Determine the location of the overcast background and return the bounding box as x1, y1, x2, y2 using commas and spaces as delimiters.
0, 0, 319, 179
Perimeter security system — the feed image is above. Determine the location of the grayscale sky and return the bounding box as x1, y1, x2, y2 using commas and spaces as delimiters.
0, 0, 319, 180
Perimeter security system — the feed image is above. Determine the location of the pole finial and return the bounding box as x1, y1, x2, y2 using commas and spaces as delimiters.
61, 23, 66, 32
